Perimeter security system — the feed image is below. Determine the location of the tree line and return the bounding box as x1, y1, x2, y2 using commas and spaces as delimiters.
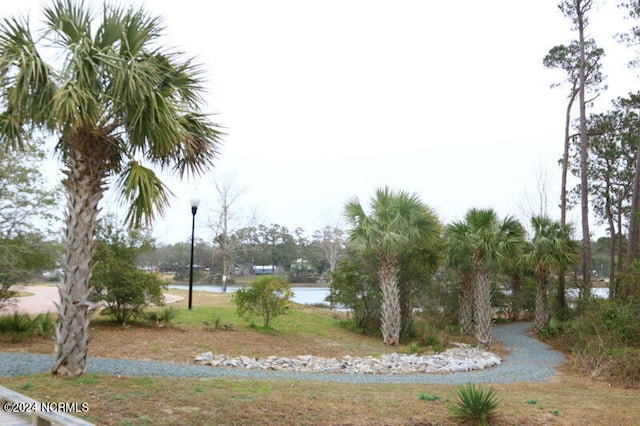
143, 222, 344, 283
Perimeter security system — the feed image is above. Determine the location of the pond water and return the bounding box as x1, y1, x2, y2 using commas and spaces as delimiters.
168, 285, 610, 309
169, 284, 331, 306
566, 287, 609, 299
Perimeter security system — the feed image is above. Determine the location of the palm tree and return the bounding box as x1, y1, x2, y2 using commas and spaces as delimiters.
525, 216, 579, 332
447, 209, 524, 348
0, 1, 222, 376
344, 187, 441, 346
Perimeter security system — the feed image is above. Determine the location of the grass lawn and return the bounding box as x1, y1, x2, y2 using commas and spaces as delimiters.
1, 289, 639, 425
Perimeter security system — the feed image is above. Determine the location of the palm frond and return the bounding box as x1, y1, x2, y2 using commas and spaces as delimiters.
43, 0, 93, 47
115, 161, 173, 229
171, 113, 223, 177
525, 215, 580, 276
0, 15, 55, 146
344, 187, 441, 255
117, 5, 163, 57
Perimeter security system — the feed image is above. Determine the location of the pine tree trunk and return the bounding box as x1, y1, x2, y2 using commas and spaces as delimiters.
378, 255, 401, 346
558, 88, 576, 313
459, 274, 474, 335
474, 269, 493, 349
626, 117, 640, 267
578, 6, 592, 298
534, 275, 550, 332
52, 141, 108, 377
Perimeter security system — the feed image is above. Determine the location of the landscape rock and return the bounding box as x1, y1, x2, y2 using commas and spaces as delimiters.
194, 344, 501, 375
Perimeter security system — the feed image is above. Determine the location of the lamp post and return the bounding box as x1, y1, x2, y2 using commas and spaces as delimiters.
188, 198, 200, 310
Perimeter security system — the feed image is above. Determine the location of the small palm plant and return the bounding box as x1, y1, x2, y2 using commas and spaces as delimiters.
448, 383, 499, 425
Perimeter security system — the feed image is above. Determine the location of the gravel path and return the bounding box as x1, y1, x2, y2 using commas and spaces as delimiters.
0, 322, 564, 384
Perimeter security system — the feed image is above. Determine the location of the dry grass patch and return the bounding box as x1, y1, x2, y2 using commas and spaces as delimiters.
1, 372, 639, 425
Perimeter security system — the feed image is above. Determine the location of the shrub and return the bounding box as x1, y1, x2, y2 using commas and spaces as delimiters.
90, 219, 166, 325
448, 383, 499, 426
552, 298, 640, 387
0, 312, 34, 342
146, 307, 177, 327
608, 347, 640, 387
92, 266, 165, 325
561, 299, 640, 352
329, 255, 381, 334
233, 276, 292, 328
32, 312, 55, 337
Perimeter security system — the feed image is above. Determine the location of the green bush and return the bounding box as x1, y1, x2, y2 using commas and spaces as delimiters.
0, 312, 55, 342
146, 307, 177, 327
564, 299, 640, 350
32, 312, 55, 337
92, 266, 165, 325
448, 383, 499, 426
0, 312, 34, 342
552, 298, 640, 387
90, 219, 166, 325
329, 254, 381, 334
233, 276, 292, 328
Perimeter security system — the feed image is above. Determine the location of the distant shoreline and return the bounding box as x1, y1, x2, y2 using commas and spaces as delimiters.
185, 281, 329, 289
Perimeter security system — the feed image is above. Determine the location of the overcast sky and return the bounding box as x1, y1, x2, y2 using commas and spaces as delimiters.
2, 0, 637, 244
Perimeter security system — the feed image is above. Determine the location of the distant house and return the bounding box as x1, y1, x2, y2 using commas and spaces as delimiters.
252, 265, 279, 275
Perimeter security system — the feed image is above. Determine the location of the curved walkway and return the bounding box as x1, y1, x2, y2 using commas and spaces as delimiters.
0, 322, 564, 385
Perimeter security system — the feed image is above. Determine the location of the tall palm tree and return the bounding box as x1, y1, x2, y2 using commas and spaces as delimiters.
344, 187, 441, 346
447, 209, 524, 348
0, 1, 222, 376
525, 216, 579, 332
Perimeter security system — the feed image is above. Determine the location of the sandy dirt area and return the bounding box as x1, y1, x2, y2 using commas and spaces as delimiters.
1, 285, 184, 316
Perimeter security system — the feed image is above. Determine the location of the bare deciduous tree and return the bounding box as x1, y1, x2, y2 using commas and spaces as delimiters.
209, 173, 255, 291
313, 221, 345, 279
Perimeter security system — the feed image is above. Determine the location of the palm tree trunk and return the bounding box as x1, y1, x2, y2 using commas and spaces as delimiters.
474, 268, 493, 349
378, 254, 401, 346
399, 279, 413, 334
459, 274, 473, 335
52, 144, 108, 377
534, 275, 550, 332
509, 272, 522, 321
